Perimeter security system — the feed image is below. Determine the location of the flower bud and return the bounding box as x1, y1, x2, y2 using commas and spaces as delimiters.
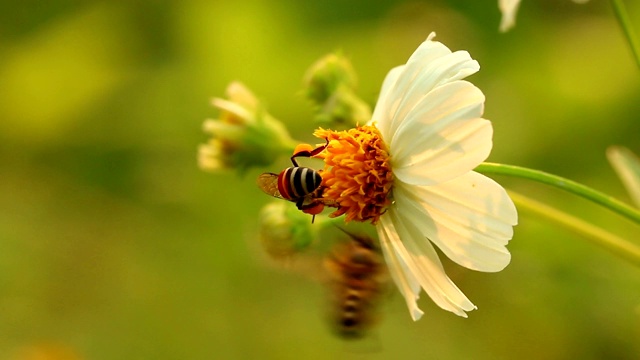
303, 54, 371, 128
258, 201, 317, 259
314, 85, 372, 127
198, 81, 296, 174
304, 53, 358, 104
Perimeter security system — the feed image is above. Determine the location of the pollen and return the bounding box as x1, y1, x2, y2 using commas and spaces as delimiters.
313, 125, 393, 224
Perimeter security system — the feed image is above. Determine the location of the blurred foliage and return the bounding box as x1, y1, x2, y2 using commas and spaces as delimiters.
0, 0, 639, 359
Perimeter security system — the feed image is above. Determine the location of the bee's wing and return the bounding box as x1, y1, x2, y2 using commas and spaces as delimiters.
257, 173, 285, 199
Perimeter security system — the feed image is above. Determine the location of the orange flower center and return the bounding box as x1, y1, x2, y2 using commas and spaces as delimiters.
313, 125, 393, 224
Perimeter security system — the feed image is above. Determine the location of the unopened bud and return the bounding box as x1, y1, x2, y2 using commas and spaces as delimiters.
304, 53, 358, 105
314, 85, 371, 127
303, 54, 371, 128
258, 201, 317, 259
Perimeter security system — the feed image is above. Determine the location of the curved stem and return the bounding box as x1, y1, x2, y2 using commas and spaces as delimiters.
475, 162, 640, 225
611, 0, 640, 69
508, 191, 640, 267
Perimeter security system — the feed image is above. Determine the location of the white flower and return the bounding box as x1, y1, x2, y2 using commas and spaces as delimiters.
499, 0, 589, 32
314, 33, 518, 320
372, 33, 518, 320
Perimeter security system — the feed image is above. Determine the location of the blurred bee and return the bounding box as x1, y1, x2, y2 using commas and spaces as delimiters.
257, 142, 328, 219
324, 231, 387, 340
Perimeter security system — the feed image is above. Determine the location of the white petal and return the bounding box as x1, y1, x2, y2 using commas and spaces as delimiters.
202, 120, 244, 140
370, 65, 403, 128
373, 38, 480, 141
394, 171, 517, 272
198, 143, 223, 171
499, 0, 521, 32
378, 212, 476, 318
391, 81, 492, 186
211, 98, 254, 124
377, 222, 424, 321
225, 81, 258, 108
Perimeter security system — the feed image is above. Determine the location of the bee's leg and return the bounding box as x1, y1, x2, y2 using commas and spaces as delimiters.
290, 139, 329, 167
299, 200, 324, 224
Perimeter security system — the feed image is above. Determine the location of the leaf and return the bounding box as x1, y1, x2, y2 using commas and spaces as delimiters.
607, 146, 640, 208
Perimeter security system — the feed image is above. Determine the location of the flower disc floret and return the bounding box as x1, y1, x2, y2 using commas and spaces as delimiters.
314, 125, 393, 224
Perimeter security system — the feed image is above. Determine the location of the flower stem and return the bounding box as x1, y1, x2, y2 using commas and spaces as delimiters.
475, 162, 640, 225
508, 191, 640, 267
610, 0, 640, 69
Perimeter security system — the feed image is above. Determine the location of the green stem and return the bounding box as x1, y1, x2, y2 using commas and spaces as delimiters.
611, 0, 640, 69
475, 162, 640, 225
508, 191, 640, 267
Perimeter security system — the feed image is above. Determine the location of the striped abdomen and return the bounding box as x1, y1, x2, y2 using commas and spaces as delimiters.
325, 239, 384, 339
277, 167, 322, 201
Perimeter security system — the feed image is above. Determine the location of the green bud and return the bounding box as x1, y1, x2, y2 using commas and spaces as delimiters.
303, 53, 358, 105
303, 53, 372, 128
258, 201, 317, 259
314, 85, 372, 128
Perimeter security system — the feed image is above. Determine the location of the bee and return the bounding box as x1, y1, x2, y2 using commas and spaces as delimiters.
324, 231, 386, 340
257, 142, 328, 217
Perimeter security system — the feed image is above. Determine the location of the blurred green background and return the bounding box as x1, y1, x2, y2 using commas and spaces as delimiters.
1, 0, 639, 359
